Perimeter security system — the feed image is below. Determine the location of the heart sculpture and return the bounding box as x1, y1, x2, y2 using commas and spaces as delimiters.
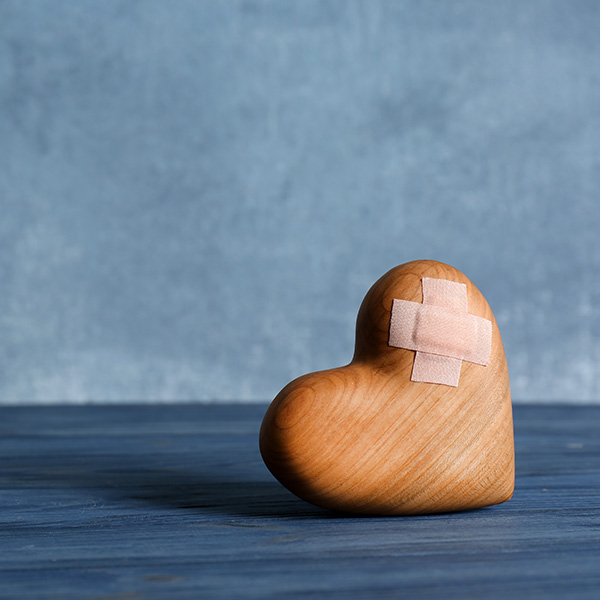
259, 260, 514, 515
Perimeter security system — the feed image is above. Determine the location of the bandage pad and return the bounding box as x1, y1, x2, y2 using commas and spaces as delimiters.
388, 277, 492, 387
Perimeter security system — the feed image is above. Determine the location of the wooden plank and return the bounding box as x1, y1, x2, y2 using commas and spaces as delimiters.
0, 404, 599, 599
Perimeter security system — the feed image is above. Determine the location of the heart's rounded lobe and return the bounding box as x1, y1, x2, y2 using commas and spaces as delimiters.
260, 260, 514, 515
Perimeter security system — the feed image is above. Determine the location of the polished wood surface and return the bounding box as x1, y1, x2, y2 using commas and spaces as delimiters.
260, 260, 514, 514
1, 403, 599, 599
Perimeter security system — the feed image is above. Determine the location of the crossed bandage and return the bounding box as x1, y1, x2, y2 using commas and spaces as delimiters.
388, 277, 492, 387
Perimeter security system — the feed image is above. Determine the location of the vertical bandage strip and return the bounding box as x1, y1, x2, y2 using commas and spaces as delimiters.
414, 278, 467, 387
388, 277, 492, 387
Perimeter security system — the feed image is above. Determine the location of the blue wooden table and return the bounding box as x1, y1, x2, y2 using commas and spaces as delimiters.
1, 403, 599, 599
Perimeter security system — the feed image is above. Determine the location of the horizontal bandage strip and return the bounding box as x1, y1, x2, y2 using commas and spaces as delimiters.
389, 300, 492, 365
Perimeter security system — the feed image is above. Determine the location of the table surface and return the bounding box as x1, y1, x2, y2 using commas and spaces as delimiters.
1, 403, 599, 600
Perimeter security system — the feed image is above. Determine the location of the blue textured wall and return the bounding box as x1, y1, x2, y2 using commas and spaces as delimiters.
2, 1, 600, 403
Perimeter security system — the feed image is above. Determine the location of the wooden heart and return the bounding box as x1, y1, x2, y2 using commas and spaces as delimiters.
259, 260, 514, 515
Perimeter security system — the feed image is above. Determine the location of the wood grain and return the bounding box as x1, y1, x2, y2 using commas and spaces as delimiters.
260, 260, 514, 514
0, 403, 599, 600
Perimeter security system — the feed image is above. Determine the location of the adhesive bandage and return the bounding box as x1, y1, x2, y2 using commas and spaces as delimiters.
388, 277, 492, 387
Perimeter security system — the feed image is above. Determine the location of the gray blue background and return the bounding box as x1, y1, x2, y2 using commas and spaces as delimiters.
1, 1, 599, 404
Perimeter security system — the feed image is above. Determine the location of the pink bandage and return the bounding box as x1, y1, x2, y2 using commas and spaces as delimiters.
388, 277, 492, 387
